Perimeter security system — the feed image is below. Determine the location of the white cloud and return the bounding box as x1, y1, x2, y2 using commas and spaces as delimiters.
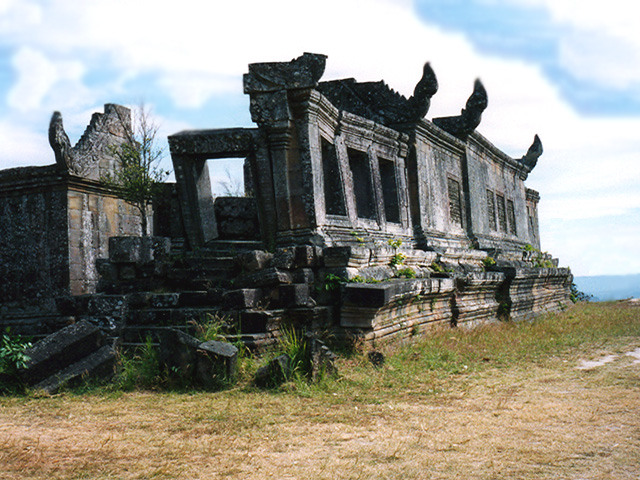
7, 47, 57, 111
158, 73, 240, 109
559, 28, 640, 91
0, 119, 52, 167
505, 0, 640, 90
0, 0, 41, 38
7, 46, 89, 112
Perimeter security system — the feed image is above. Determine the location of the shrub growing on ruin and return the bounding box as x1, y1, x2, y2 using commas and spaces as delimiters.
101, 104, 168, 236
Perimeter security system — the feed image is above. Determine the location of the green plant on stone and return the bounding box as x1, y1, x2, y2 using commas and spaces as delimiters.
430, 261, 452, 274
0, 329, 32, 392
321, 273, 344, 291
100, 104, 169, 236
482, 256, 496, 269
388, 238, 406, 267
0, 330, 32, 372
350, 231, 365, 244
390, 252, 406, 267
430, 261, 444, 273
346, 276, 382, 284
387, 238, 403, 250
396, 267, 416, 279
522, 244, 554, 268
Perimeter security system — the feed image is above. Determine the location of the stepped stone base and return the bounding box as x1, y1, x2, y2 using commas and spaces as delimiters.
3, 238, 573, 356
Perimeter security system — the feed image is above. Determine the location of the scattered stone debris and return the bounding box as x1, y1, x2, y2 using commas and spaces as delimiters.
307, 334, 338, 381
19, 320, 116, 394
254, 354, 291, 389
158, 329, 238, 389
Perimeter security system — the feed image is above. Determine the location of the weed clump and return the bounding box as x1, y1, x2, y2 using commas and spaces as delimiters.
0, 330, 32, 394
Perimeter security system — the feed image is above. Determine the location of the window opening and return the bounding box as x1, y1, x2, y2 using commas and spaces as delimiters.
378, 158, 400, 223
447, 177, 462, 226
347, 148, 375, 220
208, 158, 246, 197
507, 199, 517, 235
321, 137, 346, 216
486, 189, 496, 231
496, 194, 507, 232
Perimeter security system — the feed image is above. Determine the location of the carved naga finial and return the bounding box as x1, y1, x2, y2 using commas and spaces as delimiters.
433, 78, 488, 138
49, 111, 75, 173
461, 79, 488, 130
519, 134, 543, 170
406, 62, 438, 120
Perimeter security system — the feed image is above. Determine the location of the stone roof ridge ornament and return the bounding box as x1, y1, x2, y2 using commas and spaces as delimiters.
433, 78, 488, 139
519, 134, 543, 170
243, 52, 327, 94
48, 104, 132, 180
49, 111, 76, 173
315, 59, 438, 126
406, 62, 439, 121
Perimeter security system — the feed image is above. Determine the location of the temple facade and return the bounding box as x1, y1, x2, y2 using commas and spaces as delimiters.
0, 54, 570, 345
170, 53, 541, 255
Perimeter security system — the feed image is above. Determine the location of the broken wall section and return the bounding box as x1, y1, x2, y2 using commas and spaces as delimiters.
0, 105, 147, 322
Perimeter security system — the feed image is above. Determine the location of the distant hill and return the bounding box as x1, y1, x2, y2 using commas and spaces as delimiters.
573, 274, 640, 301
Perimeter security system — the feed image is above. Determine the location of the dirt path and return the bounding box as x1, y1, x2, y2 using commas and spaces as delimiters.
1, 336, 639, 479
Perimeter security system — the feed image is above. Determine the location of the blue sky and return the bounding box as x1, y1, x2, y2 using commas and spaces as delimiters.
0, 0, 638, 276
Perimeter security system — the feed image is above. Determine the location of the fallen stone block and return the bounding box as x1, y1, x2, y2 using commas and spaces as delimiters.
196, 340, 238, 388
33, 345, 116, 395
254, 354, 291, 388
307, 335, 337, 381
158, 329, 238, 389
20, 320, 105, 386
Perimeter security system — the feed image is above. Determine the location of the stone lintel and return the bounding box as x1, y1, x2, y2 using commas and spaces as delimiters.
168, 127, 260, 158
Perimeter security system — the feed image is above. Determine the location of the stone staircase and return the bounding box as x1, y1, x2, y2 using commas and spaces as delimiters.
85, 237, 285, 350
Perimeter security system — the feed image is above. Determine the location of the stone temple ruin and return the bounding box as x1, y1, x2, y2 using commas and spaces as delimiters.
0, 53, 571, 380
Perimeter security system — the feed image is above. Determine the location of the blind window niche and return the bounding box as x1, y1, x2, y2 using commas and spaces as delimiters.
378, 158, 400, 223
447, 177, 463, 227
507, 199, 517, 236
486, 189, 496, 231
320, 137, 346, 216
347, 148, 376, 220
496, 194, 507, 232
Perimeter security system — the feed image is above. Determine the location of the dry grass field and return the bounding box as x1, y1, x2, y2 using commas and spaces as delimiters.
1, 301, 639, 479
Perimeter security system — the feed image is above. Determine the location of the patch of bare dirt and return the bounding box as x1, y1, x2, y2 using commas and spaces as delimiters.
1, 341, 639, 479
